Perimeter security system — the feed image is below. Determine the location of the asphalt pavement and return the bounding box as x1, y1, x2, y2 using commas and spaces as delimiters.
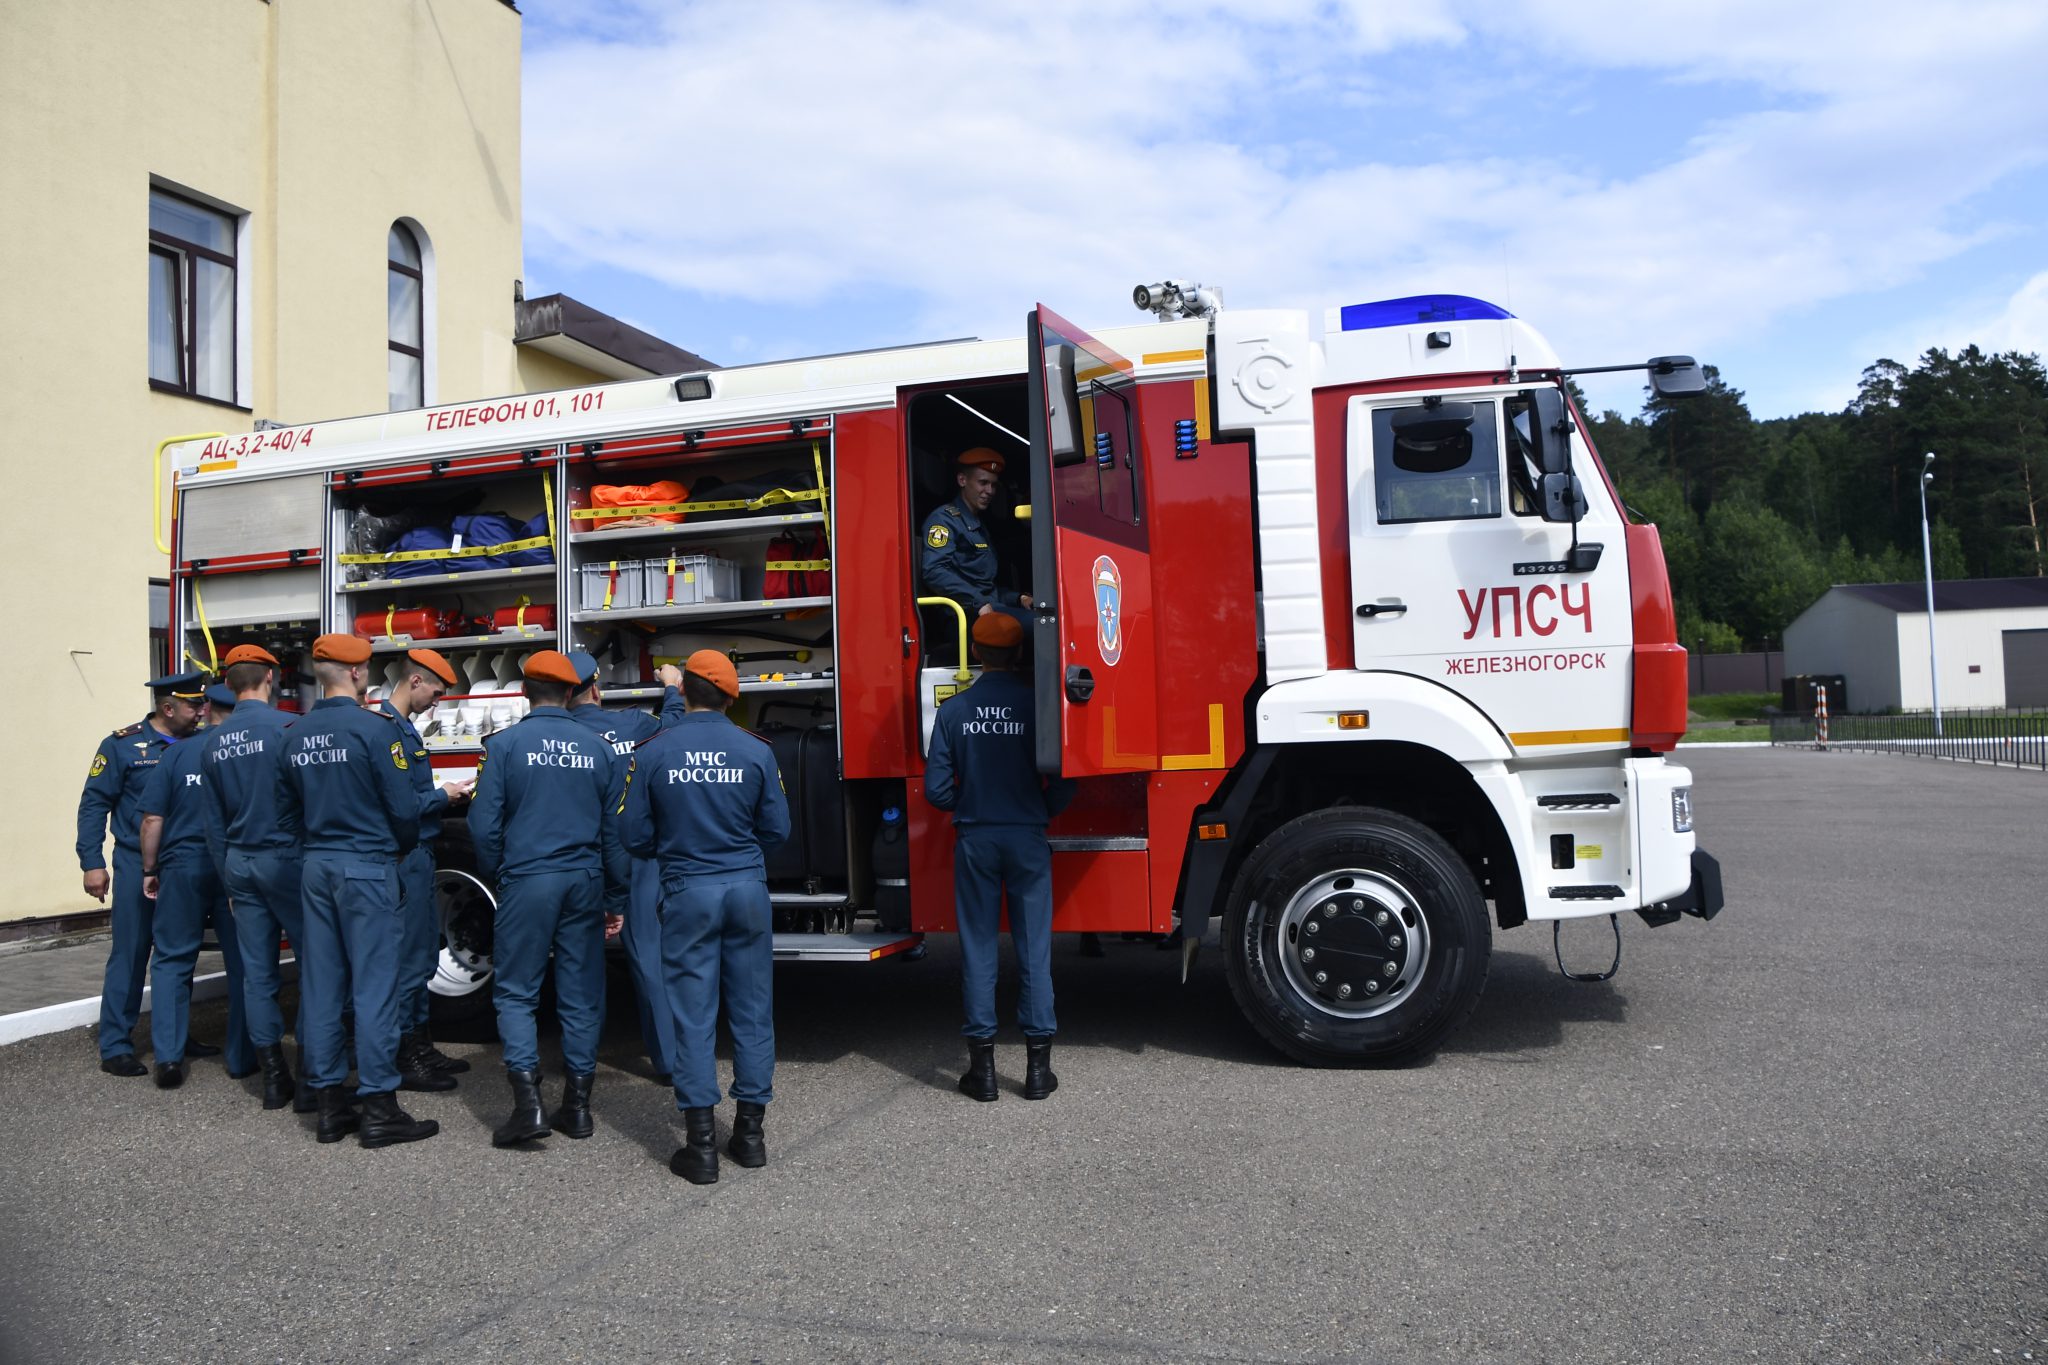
1, 748, 2043, 1363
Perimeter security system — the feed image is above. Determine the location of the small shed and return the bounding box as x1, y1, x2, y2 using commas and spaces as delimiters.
1783, 579, 2048, 711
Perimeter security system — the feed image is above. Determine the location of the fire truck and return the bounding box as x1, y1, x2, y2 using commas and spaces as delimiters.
157, 286, 1723, 1065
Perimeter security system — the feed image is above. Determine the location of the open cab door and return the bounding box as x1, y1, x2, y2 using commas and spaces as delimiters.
1026, 305, 1159, 776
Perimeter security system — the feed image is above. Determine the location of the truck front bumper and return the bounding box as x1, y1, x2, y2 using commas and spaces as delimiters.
1637, 848, 1724, 927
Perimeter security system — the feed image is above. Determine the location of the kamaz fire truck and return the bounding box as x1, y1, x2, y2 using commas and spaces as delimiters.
158, 286, 1722, 1065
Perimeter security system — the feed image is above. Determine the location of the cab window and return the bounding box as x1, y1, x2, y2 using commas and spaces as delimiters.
1371, 400, 1501, 524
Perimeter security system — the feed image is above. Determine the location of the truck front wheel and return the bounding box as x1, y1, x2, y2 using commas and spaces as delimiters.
1222, 808, 1490, 1066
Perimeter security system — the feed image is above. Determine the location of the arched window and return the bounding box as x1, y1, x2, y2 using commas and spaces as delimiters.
387, 222, 425, 410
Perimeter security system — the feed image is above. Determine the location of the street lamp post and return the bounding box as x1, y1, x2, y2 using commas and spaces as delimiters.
1919, 451, 1942, 737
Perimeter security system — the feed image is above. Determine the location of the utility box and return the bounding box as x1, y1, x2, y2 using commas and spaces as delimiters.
1782, 674, 1848, 714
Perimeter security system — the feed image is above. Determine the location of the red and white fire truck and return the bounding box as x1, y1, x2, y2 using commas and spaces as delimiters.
158, 285, 1722, 1065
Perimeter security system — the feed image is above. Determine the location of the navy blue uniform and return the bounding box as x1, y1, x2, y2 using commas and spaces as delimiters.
924, 669, 1075, 1039
468, 706, 630, 1076
141, 737, 250, 1071
202, 699, 305, 1050
276, 697, 419, 1096
77, 718, 176, 1060
380, 700, 451, 1036
569, 691, 685, 1077
920, 497, 1030, 628
621, 711, 790, 1111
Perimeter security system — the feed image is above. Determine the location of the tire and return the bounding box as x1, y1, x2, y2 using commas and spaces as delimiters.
1222, 807, 1490, 1066
426, 830, 500, 1043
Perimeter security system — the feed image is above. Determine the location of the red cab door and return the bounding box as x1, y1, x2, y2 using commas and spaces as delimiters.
1026, 305, 1159, 777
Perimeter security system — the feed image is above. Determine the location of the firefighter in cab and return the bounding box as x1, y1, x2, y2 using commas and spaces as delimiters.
920, 447, 1034, 633
137, 683, 252, 1089
467, 650, 631, 1150
77, 669, 206, 1077
622, 649, 790, 1185
203, 643, 311, 1113
376, 647, 473, 1090
276, 634, 437, 1149
923, 612, 1076, 1102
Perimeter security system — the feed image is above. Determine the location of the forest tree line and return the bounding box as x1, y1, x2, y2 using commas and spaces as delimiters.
1578, 346, 2048, 652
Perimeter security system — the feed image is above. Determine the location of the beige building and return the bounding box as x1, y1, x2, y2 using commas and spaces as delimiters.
0, 0, 701, 927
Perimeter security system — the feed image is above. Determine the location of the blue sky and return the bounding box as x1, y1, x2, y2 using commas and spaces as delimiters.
519, 1, 2048, 420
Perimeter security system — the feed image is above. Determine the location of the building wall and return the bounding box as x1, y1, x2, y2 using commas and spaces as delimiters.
1894, 606, 2048, 711
1784, 593, 1904, 711
0, 0, 606, 923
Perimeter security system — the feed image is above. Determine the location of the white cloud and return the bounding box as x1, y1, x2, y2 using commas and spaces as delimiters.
523, 1, 2048, 411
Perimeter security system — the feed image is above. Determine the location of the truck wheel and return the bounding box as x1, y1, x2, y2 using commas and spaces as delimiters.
1222, 808, 1490, 1066
427, 861, 499, 1044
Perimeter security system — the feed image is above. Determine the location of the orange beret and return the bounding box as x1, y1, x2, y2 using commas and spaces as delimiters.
972, 612, 1025, 648
222, 643, 280, 668
522, 650, 582, 686
957, 447, 1005, 475
684, 648, 741, 699
406, 647, 459, 688
311, 634, 372, 664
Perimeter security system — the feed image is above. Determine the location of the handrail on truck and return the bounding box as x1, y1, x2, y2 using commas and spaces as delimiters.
915, 597, 974, 684
153, 432, 225, 556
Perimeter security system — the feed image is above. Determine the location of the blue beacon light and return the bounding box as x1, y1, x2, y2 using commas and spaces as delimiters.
1339, 294, 1514, 332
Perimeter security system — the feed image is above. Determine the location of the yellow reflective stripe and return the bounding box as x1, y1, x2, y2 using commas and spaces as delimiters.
1141, 348, 1205, 365
1161, 704, 1227, 770
764, 559, 831, 572
1509, 728, 1630, 747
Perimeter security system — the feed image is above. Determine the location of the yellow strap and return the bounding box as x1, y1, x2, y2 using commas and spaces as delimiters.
335, 534, 553, 565
567, 488, 826, 521
385, 604, 397, 639
665, 554, 676, 606
603, 562, 617, 610
812, 441, 831, 544
513, 595, 530, 629
765, 559, 832, 572
541, 474, 557, 548
189, 579, 219, 672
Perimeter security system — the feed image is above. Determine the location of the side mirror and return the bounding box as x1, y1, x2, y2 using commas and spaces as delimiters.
1648, 356, 1706, 398
1523, 387, 1572, 474
1540, 472, 1586, 524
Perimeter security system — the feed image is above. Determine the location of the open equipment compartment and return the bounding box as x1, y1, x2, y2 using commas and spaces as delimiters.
563, 417, 854, 926
174, 469, 328, 712
326, 446, 567, 759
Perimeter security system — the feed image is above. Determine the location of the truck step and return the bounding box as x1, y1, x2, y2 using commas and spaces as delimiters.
770, 892, 849, 907
1048, 836, 1148, 852
1549, 884, 1626, 901
1536, 793, 1622, 810
771, 932, 924, 963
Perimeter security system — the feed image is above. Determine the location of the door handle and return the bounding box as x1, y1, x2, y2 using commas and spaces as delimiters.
1064, 665, 1095, 703
901, 627, 913, 659
1355, 602, 1408, 619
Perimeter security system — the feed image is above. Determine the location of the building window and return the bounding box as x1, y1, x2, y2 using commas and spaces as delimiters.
388, 222, 425, 411
148, 189, 237, 403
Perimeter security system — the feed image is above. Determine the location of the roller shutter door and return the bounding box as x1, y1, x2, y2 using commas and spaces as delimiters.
2001, 629, 2048, 707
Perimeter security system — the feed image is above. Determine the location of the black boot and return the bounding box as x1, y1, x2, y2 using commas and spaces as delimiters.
315, 1086, 361, 1144
152, 1060, 187, 1090
397, 1033, 457, 1093
99, 1054, 147, 1078
957, 1039, 998, 1103
550, 1073, 595, 1139
670, 1107, 719, 1184
185, 1038, 222, 1058
493, 1069, 549, 1147
727, 1101, 766, 1168
291, 1044, 319, 1114
1022, 1037, 1059, 1100
256, 1044, 295, 1111
358, 1091, 439, 1149
405, 1026, 470, 1075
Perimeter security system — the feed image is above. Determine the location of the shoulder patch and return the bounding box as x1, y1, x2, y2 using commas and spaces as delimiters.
390, 741, 409, 772
926, 523, 951, 549
114, 722, 141, 737
88, 753, 107, 778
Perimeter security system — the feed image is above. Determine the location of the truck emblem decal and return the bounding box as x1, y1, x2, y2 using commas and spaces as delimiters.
1093, 555, 1123, 666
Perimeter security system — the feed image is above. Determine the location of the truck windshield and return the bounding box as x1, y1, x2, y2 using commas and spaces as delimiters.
1371, 401, 1501, 524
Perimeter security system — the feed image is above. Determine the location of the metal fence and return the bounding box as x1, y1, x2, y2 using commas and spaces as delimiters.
1769, 708, 2048, 770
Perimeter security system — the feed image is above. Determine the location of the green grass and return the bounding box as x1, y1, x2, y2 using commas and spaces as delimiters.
1679, 727, 1773, 744
1688, 691, 1776, 723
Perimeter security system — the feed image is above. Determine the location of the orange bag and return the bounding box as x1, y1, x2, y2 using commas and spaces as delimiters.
590, 481, 689, 528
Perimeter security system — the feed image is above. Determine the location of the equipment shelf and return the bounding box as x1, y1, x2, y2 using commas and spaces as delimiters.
337, 565, 558, 594
568, 510, 825, 548
604, 677, 833, 699
568, 596, 831, 627
368, 630, 557, 653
